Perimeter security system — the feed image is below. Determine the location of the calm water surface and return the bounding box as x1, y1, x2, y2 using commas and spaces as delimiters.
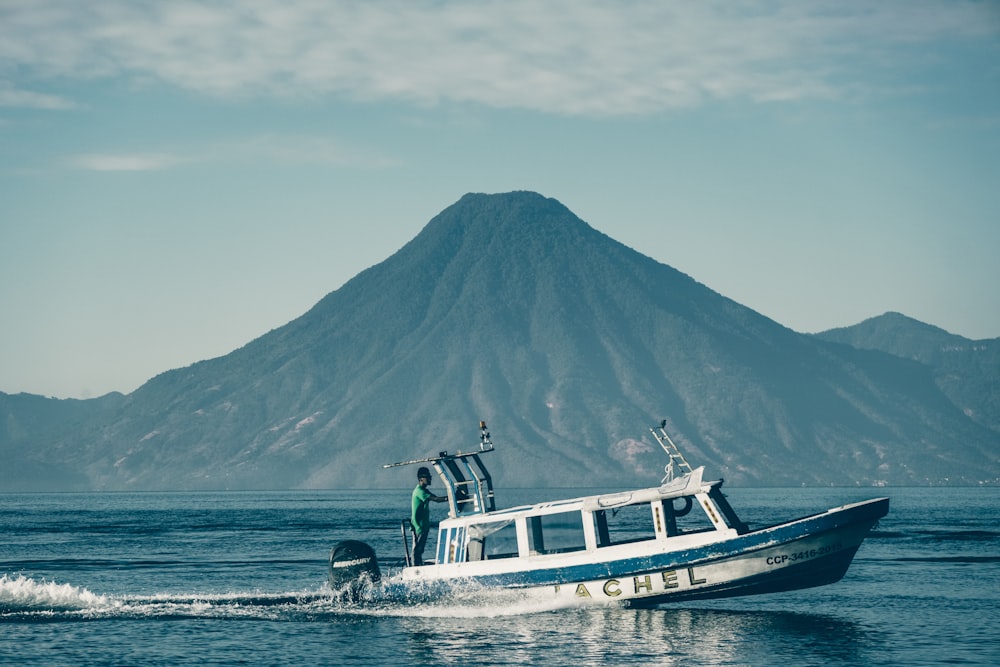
2, 487, 997, 666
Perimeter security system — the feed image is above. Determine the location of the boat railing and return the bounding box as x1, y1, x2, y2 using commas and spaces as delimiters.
383, 421, 497, 520
437, 450, 496, 517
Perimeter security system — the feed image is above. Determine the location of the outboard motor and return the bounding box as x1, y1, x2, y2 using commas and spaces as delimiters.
329, 540, 381, 600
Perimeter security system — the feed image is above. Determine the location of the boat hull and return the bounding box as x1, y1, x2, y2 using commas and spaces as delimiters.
398, 497, 888, 606
563, 516, 875, 607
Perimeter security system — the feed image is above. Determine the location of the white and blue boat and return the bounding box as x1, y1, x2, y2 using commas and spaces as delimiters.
330, 421, 888, 607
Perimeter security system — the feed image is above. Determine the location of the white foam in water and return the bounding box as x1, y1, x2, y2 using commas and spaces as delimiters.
346, 578, 605, 618
1, 572, 598, 620
0, 575, 332, 620
0, 574, 110, 612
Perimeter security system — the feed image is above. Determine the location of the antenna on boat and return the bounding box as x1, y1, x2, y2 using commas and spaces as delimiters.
479, 421, 493, 452
650, 419, 693, 483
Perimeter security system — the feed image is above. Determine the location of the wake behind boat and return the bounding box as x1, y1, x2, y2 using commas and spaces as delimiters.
329, 421, 888, 607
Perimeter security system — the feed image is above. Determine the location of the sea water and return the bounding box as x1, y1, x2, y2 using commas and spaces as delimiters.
2, 487, 997, 666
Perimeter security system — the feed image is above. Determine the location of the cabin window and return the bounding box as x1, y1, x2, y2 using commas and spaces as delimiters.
467, 520, 518, 561
594, 503, 658, 547
661, 496, 716, 536
527, 511, 587, 555
708, 487, 749, 534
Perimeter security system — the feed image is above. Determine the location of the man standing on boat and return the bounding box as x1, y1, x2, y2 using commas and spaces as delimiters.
411, 467, 447, 566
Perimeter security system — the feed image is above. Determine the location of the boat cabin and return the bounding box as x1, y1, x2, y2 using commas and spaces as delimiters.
432, 468, 749, 566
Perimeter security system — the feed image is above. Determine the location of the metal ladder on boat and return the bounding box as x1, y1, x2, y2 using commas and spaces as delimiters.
650, 419, 693, 483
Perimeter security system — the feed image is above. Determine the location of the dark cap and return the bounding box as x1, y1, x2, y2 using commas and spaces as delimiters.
417, 466, 432, 479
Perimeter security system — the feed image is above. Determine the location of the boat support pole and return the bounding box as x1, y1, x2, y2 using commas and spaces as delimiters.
400, 520, 413, 567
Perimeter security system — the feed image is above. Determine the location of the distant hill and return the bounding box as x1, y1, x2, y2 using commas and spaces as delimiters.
0, 391, 124, 491
816, 312, 1000, 434
2, 192, 997, 491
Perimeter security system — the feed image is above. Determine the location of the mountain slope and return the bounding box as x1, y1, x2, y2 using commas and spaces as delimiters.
816, 312, 1000, 434
5, 192, 998, 490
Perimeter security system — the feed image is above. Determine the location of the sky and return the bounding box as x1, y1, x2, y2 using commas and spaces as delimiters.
2, 1, 999, 400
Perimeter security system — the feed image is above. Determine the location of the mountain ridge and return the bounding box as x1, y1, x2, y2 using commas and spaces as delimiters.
3, 192, 997, 490
815, 311, 1000, 435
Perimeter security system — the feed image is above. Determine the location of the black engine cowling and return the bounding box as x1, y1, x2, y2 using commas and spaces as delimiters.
329, 540, 381, 598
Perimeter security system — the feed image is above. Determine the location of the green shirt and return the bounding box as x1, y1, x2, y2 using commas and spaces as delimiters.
411, 484, 434, 535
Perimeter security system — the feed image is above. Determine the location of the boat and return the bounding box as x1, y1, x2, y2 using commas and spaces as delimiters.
329, 421, 889, 607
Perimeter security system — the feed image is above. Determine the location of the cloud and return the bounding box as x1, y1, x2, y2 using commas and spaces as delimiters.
63, 135, 398, 172
66, 153, 183, 172
0, 83, 76, 110
1, 0, 997, 116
